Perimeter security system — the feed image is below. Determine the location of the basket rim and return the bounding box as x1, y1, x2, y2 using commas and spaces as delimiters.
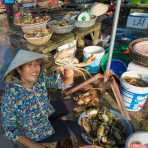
24, 31, 53, 40
48, 20, 74, 29
14, 19, 50, 27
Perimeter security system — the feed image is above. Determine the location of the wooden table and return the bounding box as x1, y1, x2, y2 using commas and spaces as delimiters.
75, 22, 101, 48
10, 22, 101, 54
10, 32, 75, 54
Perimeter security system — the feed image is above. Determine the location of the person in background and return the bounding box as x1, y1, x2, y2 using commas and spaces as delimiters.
1, 49, 81, 148
3, 0, 15, 26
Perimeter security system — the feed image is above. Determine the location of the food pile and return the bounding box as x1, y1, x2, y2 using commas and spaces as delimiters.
73, 89, 99, 114
123, 76, 148, 87
79, 109, 127, 148
25, 29, 50, 38
15, 11, 50, 25
53, 20, 70, 27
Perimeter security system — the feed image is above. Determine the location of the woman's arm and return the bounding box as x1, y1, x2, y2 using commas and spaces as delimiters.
17, 136, 45, 148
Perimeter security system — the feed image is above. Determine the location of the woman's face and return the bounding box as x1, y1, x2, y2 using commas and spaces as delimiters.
18, 60, 41, 84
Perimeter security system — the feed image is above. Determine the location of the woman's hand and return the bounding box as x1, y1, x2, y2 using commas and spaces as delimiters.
28, 142, 45, 148
17, 136, 45, 148
57, 67, 74, 85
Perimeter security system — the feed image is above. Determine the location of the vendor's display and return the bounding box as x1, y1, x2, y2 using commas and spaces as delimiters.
129, 38, 148, 67
78, 108, 133, 148
120, 71, 148, 111
83, 46, 105, 74
37, 0, 50, 8
73, 89, 99, 114
48, 19, 74, 34
54, 48, 96, 80
24, 29, 53, 46
14, 11, 50, 32
75, 11, 96, 28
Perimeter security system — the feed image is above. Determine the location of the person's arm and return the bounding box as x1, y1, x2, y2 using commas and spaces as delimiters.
43, 70, 74, 89
17, 136, 45, 148
1, 90, 44, 148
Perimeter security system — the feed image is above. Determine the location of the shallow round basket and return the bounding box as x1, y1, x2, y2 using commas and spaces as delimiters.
24, 32, 53, 46
125, 132, 148, 148
48, 20, 74, 34
129, 38, 148, 67
15, 19, 49, 33
75, 16, 96, 28
38, 1, 49, 8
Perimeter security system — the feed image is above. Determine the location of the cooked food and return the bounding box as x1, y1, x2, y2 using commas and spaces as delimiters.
53, 20, 70, 27
123, 76, 148, 87
79, 109, 127, 148
16, 12, 50, 25
25, 29, 50, 38
73, 90, 98, 106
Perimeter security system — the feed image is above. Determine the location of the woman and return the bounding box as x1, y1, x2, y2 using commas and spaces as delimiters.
1, 49, 81, 148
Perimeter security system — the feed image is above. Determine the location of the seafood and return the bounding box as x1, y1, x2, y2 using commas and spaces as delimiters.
124, 76, 148, 87
78, 109, 127, 148
25, 29, 51, 38
73, 90, 99, 107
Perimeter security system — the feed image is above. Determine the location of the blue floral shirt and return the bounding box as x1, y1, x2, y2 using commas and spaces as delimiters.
1, 72, 64, 142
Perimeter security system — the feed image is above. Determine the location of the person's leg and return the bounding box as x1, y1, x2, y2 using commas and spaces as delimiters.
38, 119, 82, 143
38, 119, 70, 143
50, 99, 74, 120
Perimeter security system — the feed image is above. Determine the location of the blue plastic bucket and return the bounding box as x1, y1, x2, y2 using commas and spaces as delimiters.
4, 0, 15, 4
83, 46, 105, 74
110, 59, 127, 77
120, 71, 148, 111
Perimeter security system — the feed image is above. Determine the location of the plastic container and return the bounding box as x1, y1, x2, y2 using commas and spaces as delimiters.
83, 46, 104, 74
120, 71, 148, 111
100, 50, 131, 77
125, 132, 148, 148
128, 62, 148, 74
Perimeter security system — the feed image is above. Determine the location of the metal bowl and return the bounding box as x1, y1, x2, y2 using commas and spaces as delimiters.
48, 20, 74, 34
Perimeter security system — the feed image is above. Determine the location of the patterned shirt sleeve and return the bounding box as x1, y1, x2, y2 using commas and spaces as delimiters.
1, 88, 21, 142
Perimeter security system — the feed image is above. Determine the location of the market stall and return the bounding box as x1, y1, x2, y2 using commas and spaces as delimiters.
0, 0, 148, 148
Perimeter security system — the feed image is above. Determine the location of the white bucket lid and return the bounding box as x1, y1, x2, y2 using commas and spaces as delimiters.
125, 132, 148, 148
83, 46, 104, 58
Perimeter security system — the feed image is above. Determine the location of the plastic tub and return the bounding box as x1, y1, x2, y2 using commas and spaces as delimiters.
100, 50, 131, 77
83, 46, 104, 74
120, 71, 148, 111
125, 132, 148, 148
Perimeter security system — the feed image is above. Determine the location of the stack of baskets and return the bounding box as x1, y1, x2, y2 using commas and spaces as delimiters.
129, 38, 148, 67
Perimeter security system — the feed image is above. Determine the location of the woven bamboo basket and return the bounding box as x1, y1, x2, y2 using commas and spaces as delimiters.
129, 38, 148, 67
38, 1, 49, 8
24, 31, 53, 46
